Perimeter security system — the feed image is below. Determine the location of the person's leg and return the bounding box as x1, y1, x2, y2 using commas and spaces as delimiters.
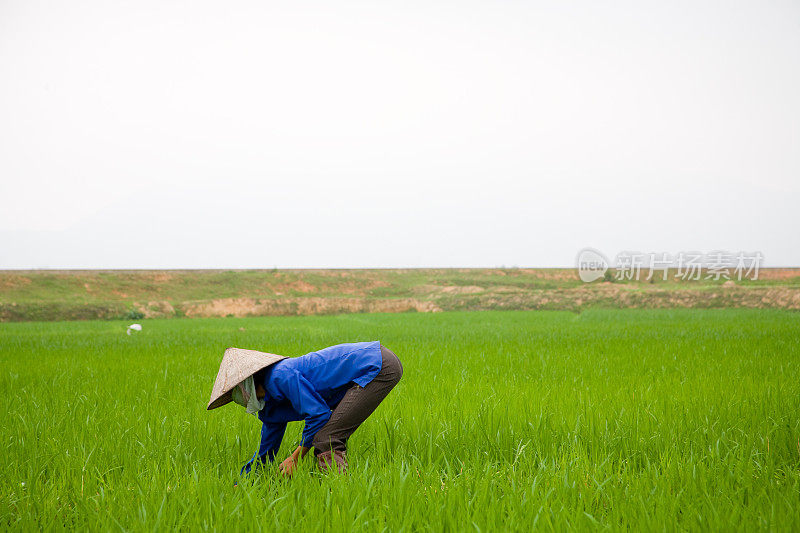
313, 345, 403, 471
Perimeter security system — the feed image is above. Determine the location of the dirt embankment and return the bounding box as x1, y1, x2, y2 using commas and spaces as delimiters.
124, 284, 800, 318
1, 268, 799, 321
438, 283, 800, 312
180, 297, 440, 318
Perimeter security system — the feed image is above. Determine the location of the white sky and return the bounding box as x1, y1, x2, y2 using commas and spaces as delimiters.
1, 1, 798, 269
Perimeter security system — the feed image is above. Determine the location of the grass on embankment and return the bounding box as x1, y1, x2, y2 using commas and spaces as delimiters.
2, 268, 800, 321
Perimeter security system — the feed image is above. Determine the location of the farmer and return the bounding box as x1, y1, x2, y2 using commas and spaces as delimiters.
207, 341, 402, 475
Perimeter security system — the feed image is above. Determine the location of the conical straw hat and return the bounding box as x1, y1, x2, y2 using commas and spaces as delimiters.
207, 347, 287, 410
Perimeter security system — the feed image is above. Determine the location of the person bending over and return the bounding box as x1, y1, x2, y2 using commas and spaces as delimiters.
207, 341, 403, 475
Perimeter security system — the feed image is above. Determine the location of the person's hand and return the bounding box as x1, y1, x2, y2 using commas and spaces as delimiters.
278, 455, 297, 477
277, 446, 309, 477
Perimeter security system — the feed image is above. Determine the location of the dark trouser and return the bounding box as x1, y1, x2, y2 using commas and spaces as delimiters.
312, 345, 403, 455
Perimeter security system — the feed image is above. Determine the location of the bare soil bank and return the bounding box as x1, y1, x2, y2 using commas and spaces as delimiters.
1, 268, 798, 321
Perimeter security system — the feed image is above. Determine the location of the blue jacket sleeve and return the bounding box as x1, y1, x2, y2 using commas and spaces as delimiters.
278, 370, 331, 448
240, 421, 287, 475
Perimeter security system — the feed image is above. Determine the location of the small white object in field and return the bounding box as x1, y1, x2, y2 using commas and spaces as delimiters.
127, 323, 143, 335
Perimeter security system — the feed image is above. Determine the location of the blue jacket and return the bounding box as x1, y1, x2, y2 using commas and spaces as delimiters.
241, 341, 382, 474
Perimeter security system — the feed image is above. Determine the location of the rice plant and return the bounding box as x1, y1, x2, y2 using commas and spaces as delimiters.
1, 309, 798, 530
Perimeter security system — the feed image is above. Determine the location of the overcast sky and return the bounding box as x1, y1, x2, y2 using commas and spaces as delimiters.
1, 1, 798, 269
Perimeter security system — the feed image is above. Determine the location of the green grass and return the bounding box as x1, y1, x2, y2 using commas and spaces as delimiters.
1, 309, 799, 530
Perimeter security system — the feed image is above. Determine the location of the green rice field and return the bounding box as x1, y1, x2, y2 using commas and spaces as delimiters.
1, 309, 799, 530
